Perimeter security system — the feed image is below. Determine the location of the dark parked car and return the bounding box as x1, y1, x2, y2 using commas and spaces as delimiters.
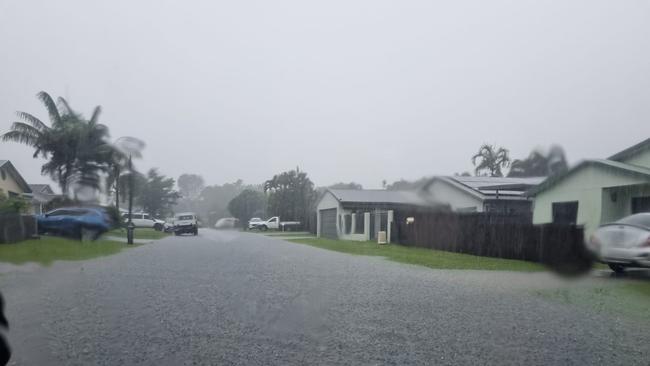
37, 207, 111, 240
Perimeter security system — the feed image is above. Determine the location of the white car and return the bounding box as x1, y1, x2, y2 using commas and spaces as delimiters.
589, 213, 650, 273
215, 217, 239, 229
122, 212, 167, 231
173, 212, 198, 236
248, 217, 263, 230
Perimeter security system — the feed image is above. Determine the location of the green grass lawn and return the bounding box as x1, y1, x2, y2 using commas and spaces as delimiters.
0, 236, 133, 266
106, 227, 169, 240
534, 280, 650, 323
259, 231, 313, 237
288, 238, 544, 271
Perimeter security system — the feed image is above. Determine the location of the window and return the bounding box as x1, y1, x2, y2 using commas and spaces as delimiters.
143, 214, 150, 220
552, 201, 578, 225
344, 214, 352, 235
354, 212, 365, 234
631, 196, 650, 214
178, 215, 194, 220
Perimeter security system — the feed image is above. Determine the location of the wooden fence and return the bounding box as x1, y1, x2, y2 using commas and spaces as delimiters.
392, 210, 592, 274
0, 214, 37, 244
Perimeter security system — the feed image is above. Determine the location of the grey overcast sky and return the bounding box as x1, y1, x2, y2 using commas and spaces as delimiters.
1, 0, 649, 190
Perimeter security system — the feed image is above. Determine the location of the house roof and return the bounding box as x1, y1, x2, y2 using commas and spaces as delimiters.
608, 138, 650, 162
528, 159, 650, 196
28, 184, 58, 203
327, 188, 427, 206
0, 160, 32, 194
29, 184, 54, 194
422, 176, 545, 200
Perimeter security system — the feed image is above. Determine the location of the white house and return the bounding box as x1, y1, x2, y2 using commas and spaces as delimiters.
0, 160, 32, 202
29, 184, 58, 214
316, 189, 430, 242
530, 138, 650, 238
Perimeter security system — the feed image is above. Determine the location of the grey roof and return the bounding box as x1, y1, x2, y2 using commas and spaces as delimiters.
450, 176, 545, 191
423, 176, 545, 200
29, 184, 53, 194
528, 159, 650, 196
608, 138, 650, 162
327, 189, 427, 205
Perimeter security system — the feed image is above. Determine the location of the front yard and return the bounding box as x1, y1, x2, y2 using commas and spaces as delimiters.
288, 237, 544, 271
0, 236, 133, 266
106, 227, 170, 240
534, 278, 650, 323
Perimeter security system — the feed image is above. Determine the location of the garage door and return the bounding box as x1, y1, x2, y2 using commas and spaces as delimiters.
320, 209, 338, 239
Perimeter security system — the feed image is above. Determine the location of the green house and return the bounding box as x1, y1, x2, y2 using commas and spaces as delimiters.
530, 138, 650, 239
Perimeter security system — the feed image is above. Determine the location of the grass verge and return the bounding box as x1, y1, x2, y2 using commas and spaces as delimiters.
259, 231, 313, 237
534, 280, 650, 323
0, 236, 133, 266
106, 227, 169, 240
288, 238, 544, 271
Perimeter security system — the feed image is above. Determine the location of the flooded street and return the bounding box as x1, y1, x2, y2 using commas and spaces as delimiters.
1, 231, 647, 365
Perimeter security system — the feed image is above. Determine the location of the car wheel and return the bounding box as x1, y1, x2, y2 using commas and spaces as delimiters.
260, 225, 268, 232
608, 263, 626, 273
154, 223, 163, 231
193, 229, 198, 236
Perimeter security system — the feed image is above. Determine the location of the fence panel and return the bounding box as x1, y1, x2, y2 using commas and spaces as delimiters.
0, 214, 37, 244
393, 210, 588, 269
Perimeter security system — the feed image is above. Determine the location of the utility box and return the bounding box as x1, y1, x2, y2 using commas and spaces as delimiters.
377, 231, 387, 244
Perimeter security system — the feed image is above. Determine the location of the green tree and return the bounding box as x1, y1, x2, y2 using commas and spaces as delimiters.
105, 137, 145, 213
264, 168, 315, 225
137, 169, 180, 218
471, 144, 510, 177
177, 174, 205, 200
508, 145, 568, 177
0, 189, 29, 214
385, 177, 429, 191
228, 189, 267, 225
328, 182, 363, 190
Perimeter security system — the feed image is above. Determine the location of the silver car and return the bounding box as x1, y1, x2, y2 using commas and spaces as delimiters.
589, 213, 650, 273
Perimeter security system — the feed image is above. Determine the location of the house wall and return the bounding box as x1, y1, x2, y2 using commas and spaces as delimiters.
618, 149, 650, 168
601, 184, 650, 223
0, 171, 26, 196
424, 179, 483, 212
533, 165, 650, 238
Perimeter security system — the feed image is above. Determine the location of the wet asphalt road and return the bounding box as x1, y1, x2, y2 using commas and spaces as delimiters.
1, 230, 649, 365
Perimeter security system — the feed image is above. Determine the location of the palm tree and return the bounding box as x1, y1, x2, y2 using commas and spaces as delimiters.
471, 144, 510, 177
507, 145, 568, 177
2, 91, 60, 158
2, 91, 113, 196
105, 137, 145, 213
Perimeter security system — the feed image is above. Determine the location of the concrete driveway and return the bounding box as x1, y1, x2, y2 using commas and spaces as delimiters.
1, 229, 648, 365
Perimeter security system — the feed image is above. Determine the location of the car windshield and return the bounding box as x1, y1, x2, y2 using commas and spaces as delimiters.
616, 214, 650, 229
3, 2, 650, 365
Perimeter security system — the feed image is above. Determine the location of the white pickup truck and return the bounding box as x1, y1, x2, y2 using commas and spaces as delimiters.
251, 216, 301, 231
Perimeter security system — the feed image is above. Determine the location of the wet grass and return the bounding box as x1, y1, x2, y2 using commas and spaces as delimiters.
0, 236, 133, 266
106, 228, 169, 240
288, 238, 544, 271
534, 280, 650, 323
259, 231, 314, 237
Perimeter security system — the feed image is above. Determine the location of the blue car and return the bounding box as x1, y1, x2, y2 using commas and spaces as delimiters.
38, 207, 112, 240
